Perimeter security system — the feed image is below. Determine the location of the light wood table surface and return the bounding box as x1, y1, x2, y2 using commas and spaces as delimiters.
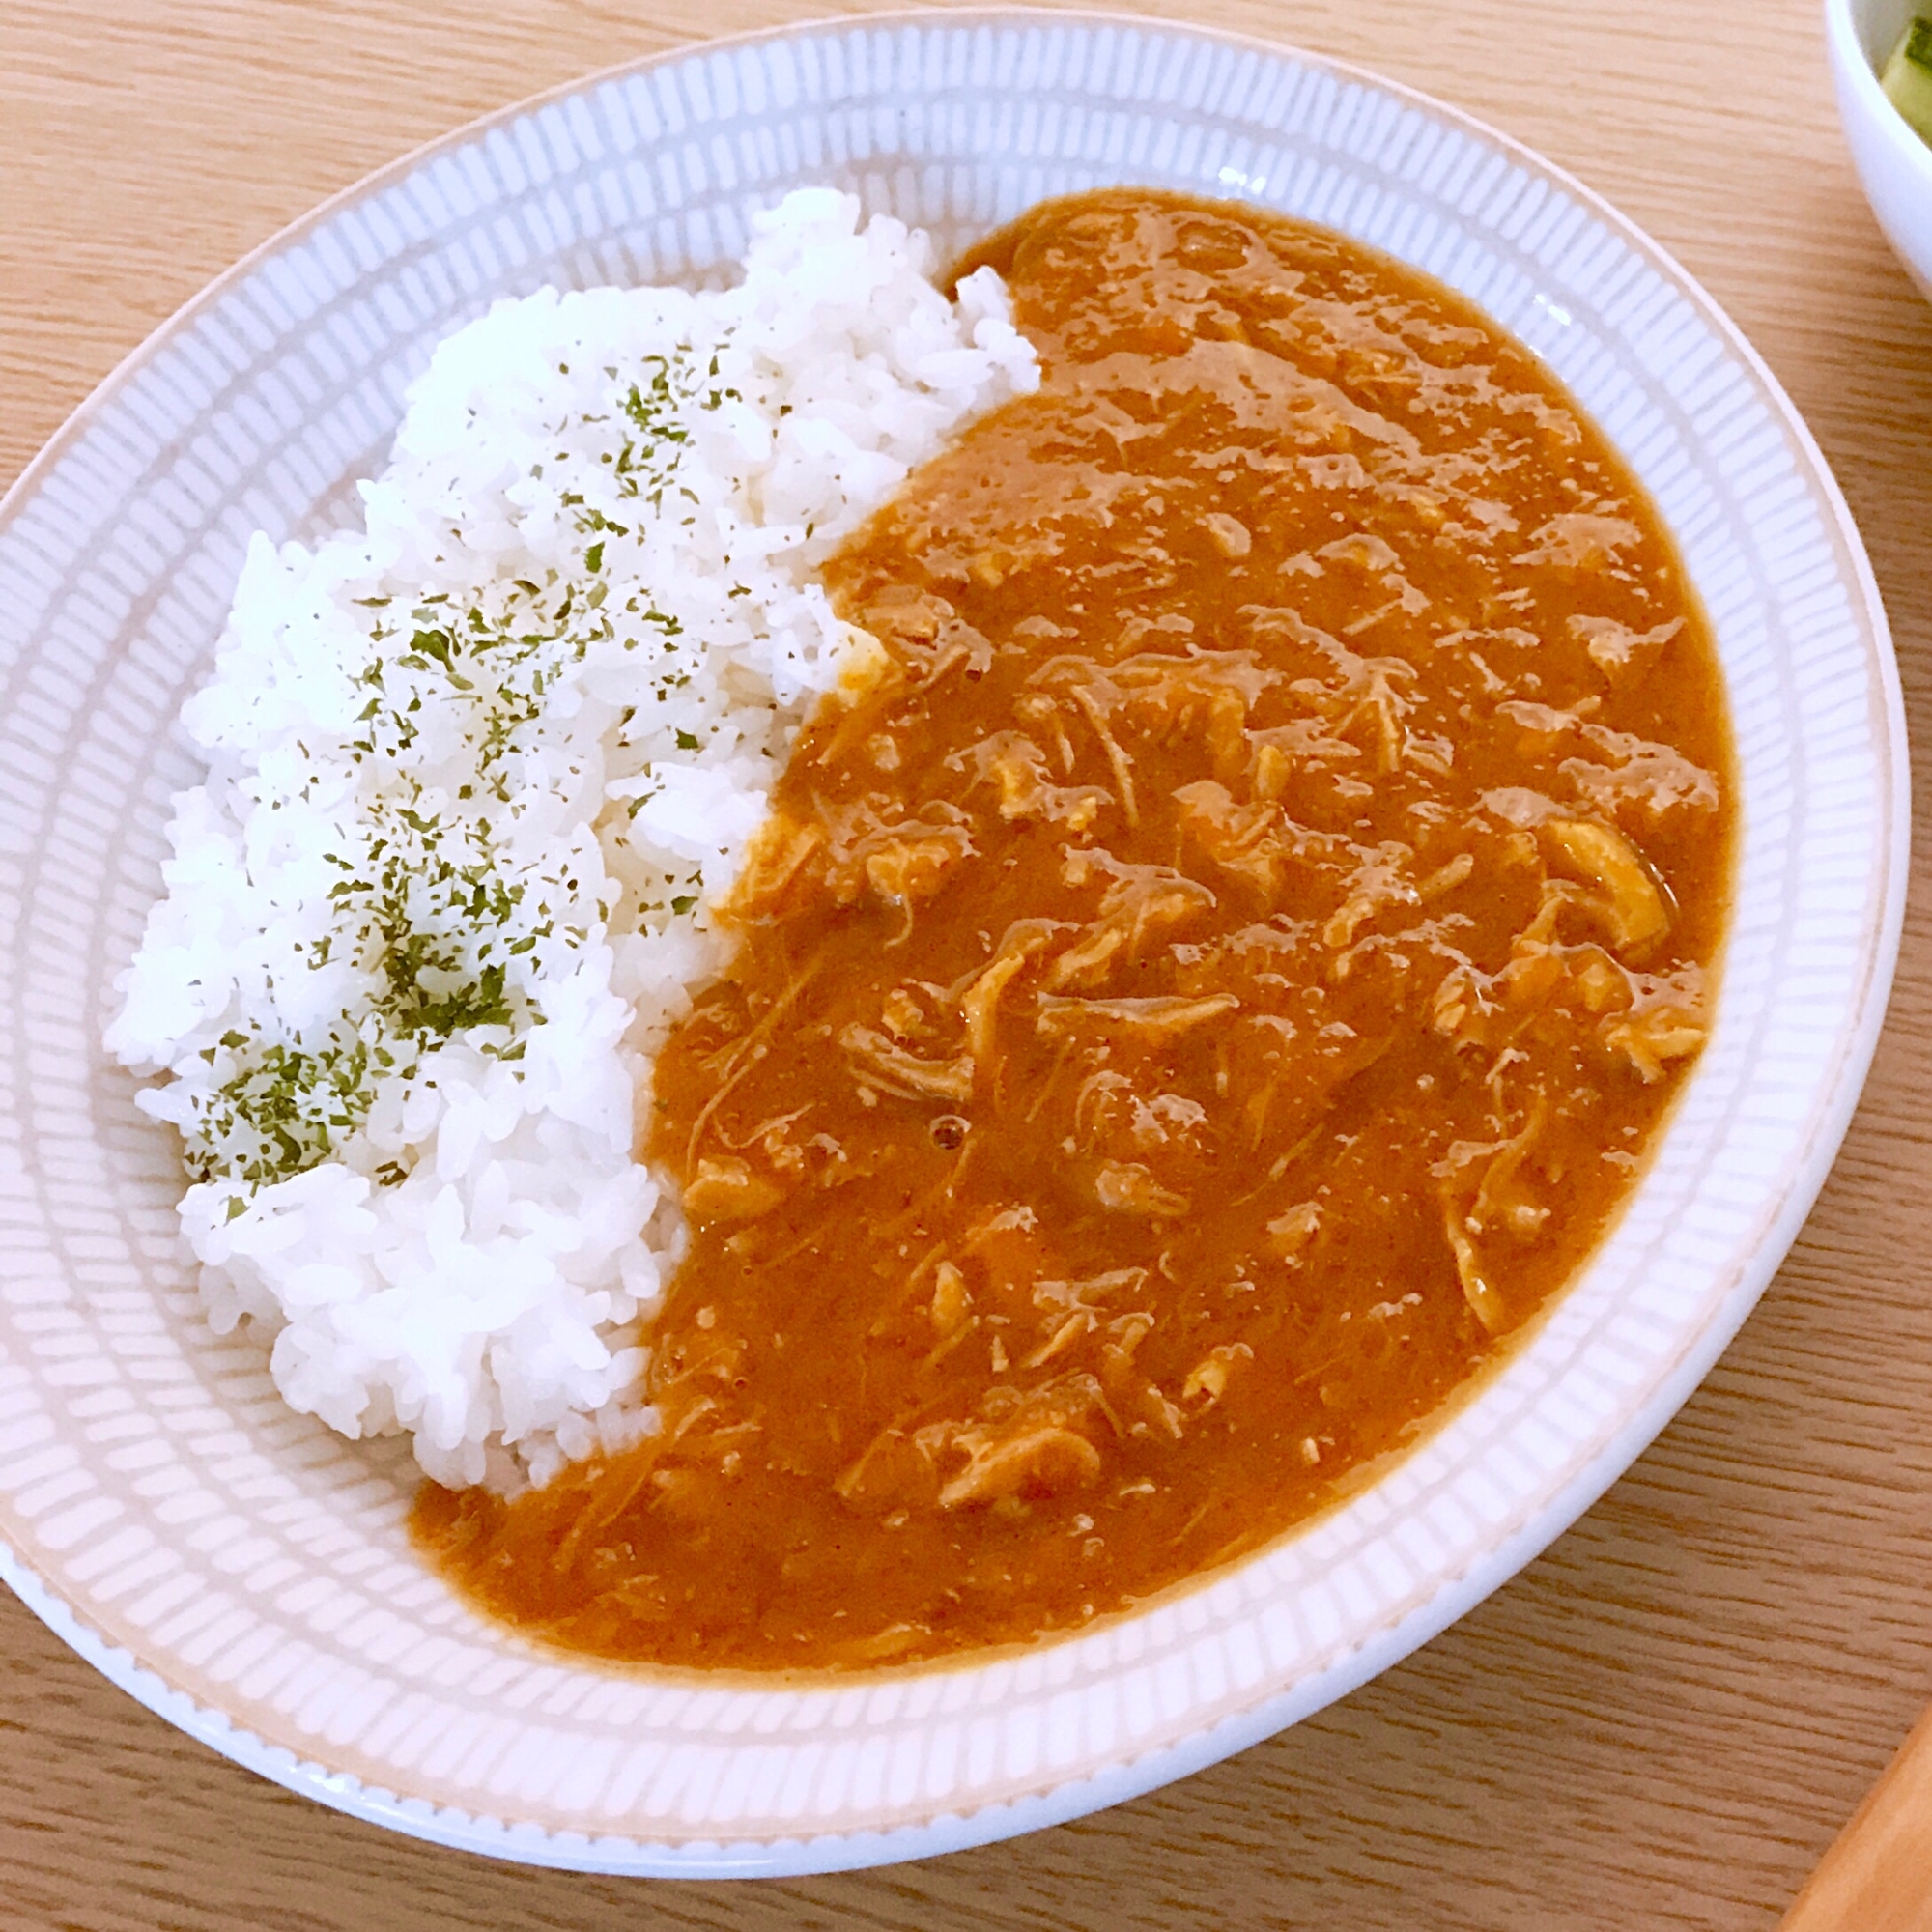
6, 1, 1932, 1925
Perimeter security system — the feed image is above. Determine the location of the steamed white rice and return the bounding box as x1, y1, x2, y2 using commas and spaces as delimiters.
106, 190, 1038, 1490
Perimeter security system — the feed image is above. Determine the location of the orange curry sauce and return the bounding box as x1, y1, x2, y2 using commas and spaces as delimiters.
414, 191, 1735, 1670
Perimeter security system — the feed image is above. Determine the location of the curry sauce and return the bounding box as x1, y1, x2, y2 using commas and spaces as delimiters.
414, 191, 1735, 1670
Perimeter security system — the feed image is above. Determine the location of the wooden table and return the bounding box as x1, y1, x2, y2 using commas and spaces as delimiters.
5, 0, 1931, 1924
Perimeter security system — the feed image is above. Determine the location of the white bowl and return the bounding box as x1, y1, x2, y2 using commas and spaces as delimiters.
0, 8, 1905, 1878
1827, 0, 1932, 296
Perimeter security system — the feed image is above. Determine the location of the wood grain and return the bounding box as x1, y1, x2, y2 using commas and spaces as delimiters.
1782, 1702, 1932, 1930
5, 1, 1932, 1925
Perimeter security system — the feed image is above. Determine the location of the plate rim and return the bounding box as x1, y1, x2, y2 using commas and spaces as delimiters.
0, 3, 1908, 1878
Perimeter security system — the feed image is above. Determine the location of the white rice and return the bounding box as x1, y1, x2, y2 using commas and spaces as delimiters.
106, 190, 1038, 1490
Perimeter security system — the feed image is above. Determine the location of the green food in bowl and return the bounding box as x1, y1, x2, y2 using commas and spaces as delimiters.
1882, 16, 1932, 145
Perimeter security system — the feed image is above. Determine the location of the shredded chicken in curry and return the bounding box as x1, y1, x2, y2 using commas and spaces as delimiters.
415, 190, 1734, 1670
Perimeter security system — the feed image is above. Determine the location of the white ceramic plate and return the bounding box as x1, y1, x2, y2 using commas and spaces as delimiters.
0, 8, 1904, 1878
